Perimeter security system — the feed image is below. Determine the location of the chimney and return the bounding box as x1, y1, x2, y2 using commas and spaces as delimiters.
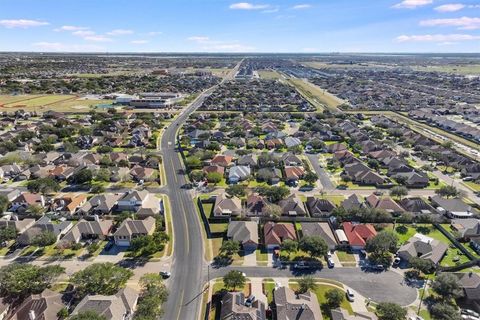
28, 310, 36, 320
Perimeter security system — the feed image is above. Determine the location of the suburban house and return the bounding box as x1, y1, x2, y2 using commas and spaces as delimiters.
342, 222, 377, 250
71, 287, 138, 320
61, 218, 113, 244
331, 308, 378, 320
278, 195, 307, 216
211, 155, 234, 167
431, 195, 474, 218
10, 193, 45, 212
451, 219, 480, 241
6, 289, 64, 320
397, 233, 448, 265
116, 191, 161, 217
220, 292, 266, 320
246, 193, 268, 216
51, 194, 87, 215
213, 194, 242, 217
365, 194, 405, 214
274, 286, 322, 320
301, 222, 338, 250
399, 198, 436, 215
264, 222, 297, 250
227, 221, 259, 252
79, 193, 123, 215
114, 217, 156, 246
306, 197, 335, 217
341, 194, 363, 211
0, 188, 21, 202
228, 165, 251, 184
284, 166, 305, 186
0, 218, 36, 234
17, 216, 73, 246
457, 272, 480, 311
393, 171, 429, 188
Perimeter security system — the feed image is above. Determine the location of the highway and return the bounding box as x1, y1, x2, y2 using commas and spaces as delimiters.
160, 61, 241, 320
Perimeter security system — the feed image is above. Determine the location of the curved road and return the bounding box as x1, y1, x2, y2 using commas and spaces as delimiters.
161, 62, 241, 320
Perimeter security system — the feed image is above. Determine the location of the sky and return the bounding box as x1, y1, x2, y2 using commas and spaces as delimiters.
0, 0, 479, 53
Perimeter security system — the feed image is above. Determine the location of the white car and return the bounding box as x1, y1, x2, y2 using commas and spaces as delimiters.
346, 289, 355, 302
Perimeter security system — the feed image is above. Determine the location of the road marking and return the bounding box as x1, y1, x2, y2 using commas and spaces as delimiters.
171, 158, 178, 184
176, 290, 185, 320
180, 201, 190, 256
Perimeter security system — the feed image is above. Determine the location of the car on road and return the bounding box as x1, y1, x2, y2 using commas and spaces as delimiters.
160, 271, 171, 279
371, 264, 384, 271
327, 258, 335, 268
181, 183, 193, 189
336, 185, 347, 190
294, 261, 310, 269
346, 289, 355, 302
462, 309, 480, 318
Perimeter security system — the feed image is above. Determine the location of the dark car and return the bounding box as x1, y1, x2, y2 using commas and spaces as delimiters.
160, 271, 171, 279
181, 183, 193, 189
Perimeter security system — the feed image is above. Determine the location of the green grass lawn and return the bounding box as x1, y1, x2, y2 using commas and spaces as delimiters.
290, 282, 353, 320
336, 251, 356, 263
256, 249, 268, 262
263, 280, 276, 304
209, 223, 228, 233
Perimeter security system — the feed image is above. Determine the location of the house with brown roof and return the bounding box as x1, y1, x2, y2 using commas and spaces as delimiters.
246, 193, 268, 216
202, 165, 225, 175
365, 194, 405, 214
10, 193, 45, 212
0, 218, 36, 234
129, 166, 155, 182
7, 289, 64, 320
284, 166, 305, 186
52, 194, 87, 215
264, 222, 297, 250
210, 155, 234, 167
342, 222, 377, 250
278, 195, 307, 216
114, 217, 156, 246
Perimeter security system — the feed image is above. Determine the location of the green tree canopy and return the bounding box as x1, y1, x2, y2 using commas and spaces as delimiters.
366, 231, 398, 254
435, 185, 460, 199
299, 236, 328, 258
69, 311, 107, 320
431, 273, 461, 301
223, 270, 246, 291
430, 302, 461, 320
134, 273, 169, 320
220, 240, 240, 257
71, 263, 133, 298
376, 302, 407, 320
325, 289, 344, 309
297, 276, 317, 294
27, 178, 60, 195
31, 231, 57, 247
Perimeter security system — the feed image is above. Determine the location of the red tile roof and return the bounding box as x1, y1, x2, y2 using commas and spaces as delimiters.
342, 222, 377, 247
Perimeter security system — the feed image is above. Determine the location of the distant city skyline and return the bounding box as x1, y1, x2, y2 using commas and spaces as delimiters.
1, 0, 480, 52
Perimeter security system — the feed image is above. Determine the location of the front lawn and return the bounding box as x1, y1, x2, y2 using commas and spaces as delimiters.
263, 279, 275, 304
336, 251, 356, 263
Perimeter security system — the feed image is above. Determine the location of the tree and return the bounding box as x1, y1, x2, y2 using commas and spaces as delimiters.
95, 168, 111, 182
297, 276, 317, 294
223, 270, 246, 291
394, 175, 408, 186
189, 170, 204, 182
185, 156, 202, 169
264, 204, 282, 217
431, 273, 461, 301
256, 186, 290, 203
430, 302, 461, 320
368, 159, 380, 170
27, 178, 60, 195
31, 231, 57, 246
27, 204, 44, 217
376, 302, 407, 320
299, 236, 328, 259
389, 186, 408, 200
71, 263, 133, 298
325, 289, 344, 308
135, 273, 169, 320
97, 146, 113, 154
0, 195, 8, 214
130, 233, 168, 256
435, 185, 460, 199
0, 264, 64, 299
70, 311, 107, 320
90, 184, 105, 194
226, 185, 246, 197
86, 242, 100, 256
280, 239, 298, 259
72, 168, 93, 184
206, 172, 223, 184
409, 257, 435, 274
220, 240, 240, 257
0, 227, 16, 243
366, 231, 398, 255
303, 171, 318, 186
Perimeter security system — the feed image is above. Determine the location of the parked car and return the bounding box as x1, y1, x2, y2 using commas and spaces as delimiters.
393, 257, 401, 267
462, 309, 480, 318
346, 289, 355, 302
181, 183, 193, 189
371, 264, 384, 271
245, 295, 256, 307
160, 271, 171, 279
327, 258, 335, 268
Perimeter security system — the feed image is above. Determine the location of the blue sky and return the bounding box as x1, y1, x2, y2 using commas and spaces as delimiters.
0, 0, 479, 52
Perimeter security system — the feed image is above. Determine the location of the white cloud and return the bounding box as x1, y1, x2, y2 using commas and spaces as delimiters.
187, 36, 211, 43
420, 16, 480, 29
434, 3, 465, 12
396, 33, 480, 42
229, 2, 269, 10
54, 25, 89, 32
32, 41, 104, 52
131, 40, 148, 44
188, 35, 254, 52
293, 4, 312, 10
146, 31, 162, 36
106, 29, 134, 36
0, 19, 49, 28
83, 35, 113, 42
72, 30, 95, 37
393, 0, 433, 9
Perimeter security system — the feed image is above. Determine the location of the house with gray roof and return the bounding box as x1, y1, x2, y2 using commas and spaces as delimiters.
227, 221, 259, 252
17, 216, 73, 246
213, 194, 242, 217
301, 222, 338, 250
331, 308, 377, 320
306, 197, 335, 217
7, 289, 64, 320
431, 195, 474, 218
71, 287, 138, 320
114, 217, 156, 246
220, 292, 266, 320
0, 217, 35, 234
274, 286, 322, 320
61, 218, 113, 244
279, 195, 307, 217
397, 233, 448, 265
228, 165, 251, 184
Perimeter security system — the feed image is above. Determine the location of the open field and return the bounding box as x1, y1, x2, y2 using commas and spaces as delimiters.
0, 94, 113, 112
286, 78, 344, 111
412, 65, 480, 76
258, 70, 283, 80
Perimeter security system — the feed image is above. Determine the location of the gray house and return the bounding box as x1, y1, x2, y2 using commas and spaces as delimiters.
227, 221, 259, 252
